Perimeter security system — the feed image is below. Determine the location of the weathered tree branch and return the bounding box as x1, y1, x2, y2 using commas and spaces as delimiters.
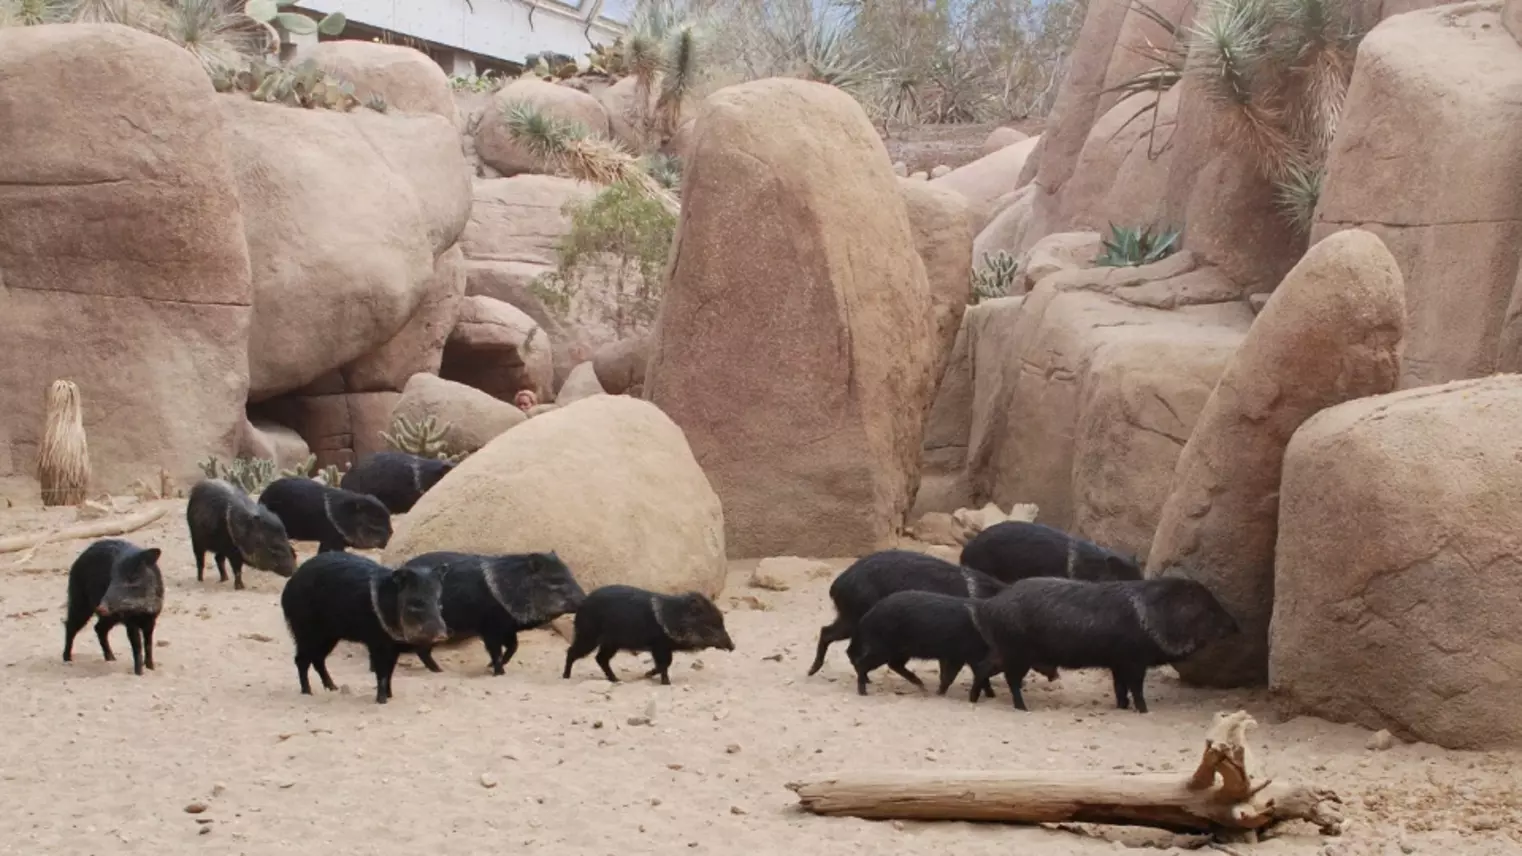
786, 711, 1343, 837
1, 505, 169, 562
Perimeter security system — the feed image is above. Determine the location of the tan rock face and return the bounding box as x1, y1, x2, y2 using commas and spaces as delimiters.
305, 41, 458, 126
254, 391, 398, 469
383, 395, 727, 597
592, 335, 650, 396
240, 419, 312, 471
440, 295, 553, 401
222, 98, 471, 401
392, 372, 525, 457
1316, 3, 1522, 388
898, 179, 974, 385
972, 184, 1038, 261
475, 78, 611, 176
645, 78, 936, 559
911, 303, 1003, 517
1059, 87, 1180, 234
557, 361, 606, 403
342, 244, 467, 394
927, 136, 1041, 231
0, 24, 252, 490
1271, 375, 1522, 750
981, 126, 1029, 155
1146, 229, 1407, 688
1017, 231, 1105, 293
967, 257, 1252, 553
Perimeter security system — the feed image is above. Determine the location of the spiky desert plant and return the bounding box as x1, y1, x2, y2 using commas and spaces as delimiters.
1186, 0, 1364, 234
279, 454, 318, 479
316, 463, 345, 487
37, 380, 90, 507
502, 101, 678, 213
0, 0, 74, 26
793, 15, 876, 94
641, 152, 682, 193
1094, 223, 1182, 267
158, 0, 266, 74
971, 250, 1019, 303
380, 414, 461, 462
197, 455, 277, 494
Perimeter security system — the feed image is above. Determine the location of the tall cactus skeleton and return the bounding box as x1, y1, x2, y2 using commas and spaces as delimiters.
37, 379, 90, 507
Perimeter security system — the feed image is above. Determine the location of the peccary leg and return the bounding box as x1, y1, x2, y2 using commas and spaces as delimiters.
808, 620, 854, 676
125, 624, 144, 676
969, 657, 999, 703
854, 651, 888, 696
415, 647, 445, 673
192, 544, 207, 582
644, 643, 674, 685
214, 552, 230, 584
94, 617, 118, 661
63, 614, 88, 663
295, 638, 339, 694
1003, 665, 1031, 711
369, 645, 400, 704
562, 634, 598, 679
936, 659, 963, 696
594, 643, 620, 683
227, 554, 244, 591
312, 656, 338, 692
141, 617, 157, 671
498, 633, 520, 669
888, 659, 925, 691
1124, 668, 1149, 714
1112, 671, 1131, 710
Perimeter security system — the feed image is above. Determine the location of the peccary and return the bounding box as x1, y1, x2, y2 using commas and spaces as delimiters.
186, 478, 298, 590
807, 549, 1022, 683
258, 477, 393, 553
970, 576, 1240, 713
846, 590, 1001, 700
63, 539, 165, 675
280, 551, 449, 704
562, 585, 734, 685
400, 551, 587, 675
339, 451, 455, 514
960, 521, 1141, 585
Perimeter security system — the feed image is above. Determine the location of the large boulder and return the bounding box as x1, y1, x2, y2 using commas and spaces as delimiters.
254, 390, 398, 469
928, 135, 1041, 232
0, 24, 252, 490
1059, 87, 1180, 233
645, 78, 937, 558
557, 361, 606, 403
392, 372, 525, 456
439, 295, 553, 401
383, 395, 726, 597
1318, 2, 1522, 388
474, 78, 611, 177
1271, 375, 1522, 750
239, 419, 312, 471
898, 178, 974, 383
911, 301, 1002, 517
305, 40, 458, 126
592, 335, 649, 396
973, 183, 1039, 261
222, 97, 471, 401
981, 126, 1029, 155
342, 244, 467, 393
1146, 229, 1407, 688
967, 254, 1252, 541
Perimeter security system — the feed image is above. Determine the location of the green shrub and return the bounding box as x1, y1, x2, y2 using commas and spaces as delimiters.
1094, 223, 1181, 268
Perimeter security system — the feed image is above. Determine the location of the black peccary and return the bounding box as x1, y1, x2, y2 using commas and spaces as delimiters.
807, 549, 1017, 681
258, 477, 393, 553
280, 551, 449, 704
186, 478, 298, 590
339, 451, 455, 514
562, 585, 734, 685
63, 539, 165, 676
846, 590, 1002, 701
959, 521, 1141, 585
970, 576, 1240, 713
399, 551, 587, 675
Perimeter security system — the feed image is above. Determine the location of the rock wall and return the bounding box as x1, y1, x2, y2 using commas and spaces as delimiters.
1272, 375, 1522, 749
0, 24, 254, 491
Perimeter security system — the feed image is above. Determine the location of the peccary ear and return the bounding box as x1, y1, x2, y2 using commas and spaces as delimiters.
139, 548, 163, 567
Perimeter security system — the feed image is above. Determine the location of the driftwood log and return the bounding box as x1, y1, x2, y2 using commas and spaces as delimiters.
0, 505, 169, 562
787, 711, 1343, 837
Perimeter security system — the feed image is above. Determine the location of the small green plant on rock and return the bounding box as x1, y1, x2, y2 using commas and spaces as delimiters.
279, 454, 317, 479
1094, 223, 1181, 268
381, 414, 462, 462
971, 250, 1019, 303
533, 178, 678, 338
316, 463, 345, 487
243, 0, 344, 49
210, 57, 370, 111
198, 455, 277, 494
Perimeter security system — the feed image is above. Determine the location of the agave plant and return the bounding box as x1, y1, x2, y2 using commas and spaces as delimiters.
1094, 223, 1182, 268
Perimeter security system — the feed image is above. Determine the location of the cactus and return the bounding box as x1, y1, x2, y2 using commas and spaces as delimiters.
244, 0, 345, 50
279, 454, 318, 480
380, 414, 462, 462
211, 57, 361, 111
198, 455, 278, 494
364, 92, 388, 113
316, 463, 346, 487
970, 250, 1019, 303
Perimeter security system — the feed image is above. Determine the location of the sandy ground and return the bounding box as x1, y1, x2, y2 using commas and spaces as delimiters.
1, 497, 1520, 856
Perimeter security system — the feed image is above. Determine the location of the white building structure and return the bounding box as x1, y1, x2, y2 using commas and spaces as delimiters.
294, 0, 635, 75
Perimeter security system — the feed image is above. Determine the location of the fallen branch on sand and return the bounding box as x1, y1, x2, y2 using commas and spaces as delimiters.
786, 711, 1343, 838
1, 505, 170, 565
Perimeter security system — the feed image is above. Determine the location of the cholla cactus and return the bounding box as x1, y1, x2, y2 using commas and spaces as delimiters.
279, 454, 317, 480
198, 455, 277, 493
316, 463, 345, 487
970, 251, 1019, 303
380, 414, 461, 462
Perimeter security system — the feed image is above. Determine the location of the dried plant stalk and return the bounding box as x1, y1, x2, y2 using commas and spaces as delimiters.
37, 379, 90, 507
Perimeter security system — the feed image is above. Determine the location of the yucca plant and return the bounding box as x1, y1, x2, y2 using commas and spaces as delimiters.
641, 152, 682, 194
158, 0, 265, 74
971, 250, 1019, 303
1101, 0, 1190, 156
1186, 0, 1364, 234
0, 0, 74, 26
623, 0, 703, 144
502, 101, 678, 213
1094, 223, 1182, 268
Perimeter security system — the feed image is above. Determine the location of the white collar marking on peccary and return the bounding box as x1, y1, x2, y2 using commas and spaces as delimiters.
1125, 589, 1179, 659
409, 459, 423, 494
322, 493, 357, 545
479, 558, 530, 624
959, 568, 981, 599
650, 596, 674, 640
370, 573, 408, 642
1065, 538, 1080, 579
